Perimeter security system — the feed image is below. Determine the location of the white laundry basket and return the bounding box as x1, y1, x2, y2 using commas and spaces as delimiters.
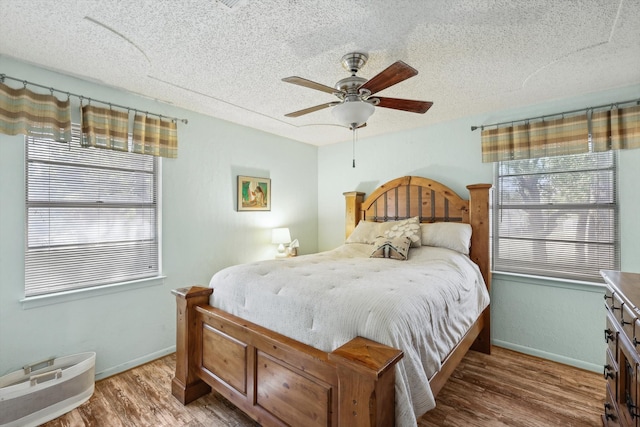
0, 352, 96, 427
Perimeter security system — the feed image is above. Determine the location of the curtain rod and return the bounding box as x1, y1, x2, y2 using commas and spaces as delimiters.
470, 97, 640, 132
0, 73, 188, 124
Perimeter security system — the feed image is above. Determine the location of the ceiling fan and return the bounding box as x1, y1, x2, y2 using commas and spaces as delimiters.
282, 52, 433, 130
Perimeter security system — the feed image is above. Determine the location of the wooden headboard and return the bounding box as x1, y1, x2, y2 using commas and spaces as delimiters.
344, 176, 492, 291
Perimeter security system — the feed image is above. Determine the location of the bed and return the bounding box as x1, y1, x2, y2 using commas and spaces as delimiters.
171, 176, 492, 427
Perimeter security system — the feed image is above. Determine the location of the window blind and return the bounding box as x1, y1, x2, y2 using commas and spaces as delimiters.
493, 151, 618, 283
25, 126, 159, 296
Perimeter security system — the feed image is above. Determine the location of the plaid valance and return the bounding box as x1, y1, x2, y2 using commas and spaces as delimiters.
1, 78, 180, 159
481, 103, 640, 162
592, 104, 640, 152
81, 104, 129, 151
481, 113, 589, 162
81, 108, 178, 158
132, 113, 178, 159
0, 82, 71, 142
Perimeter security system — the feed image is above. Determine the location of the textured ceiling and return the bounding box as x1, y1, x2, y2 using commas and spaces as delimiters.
1, 0, 639, 146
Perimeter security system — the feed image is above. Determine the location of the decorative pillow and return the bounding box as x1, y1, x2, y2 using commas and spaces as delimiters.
370, 236, 411, 260
421, 222, 472, 254
378, 216, 422, 247
346, 220, 379, 244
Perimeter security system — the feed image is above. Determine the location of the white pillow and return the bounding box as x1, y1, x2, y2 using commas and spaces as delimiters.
379, 216, 422, 248
421, 222, 472, 254
346, 220, 379, 244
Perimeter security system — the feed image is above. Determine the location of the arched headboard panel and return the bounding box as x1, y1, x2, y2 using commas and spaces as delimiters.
360, 176, 469, 223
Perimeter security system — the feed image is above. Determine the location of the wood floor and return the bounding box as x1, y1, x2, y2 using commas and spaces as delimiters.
41, 346, 604, 427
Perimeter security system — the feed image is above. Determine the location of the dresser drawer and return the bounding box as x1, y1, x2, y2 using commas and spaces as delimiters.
634, 318, 640, 353
607, 312, 620, 356
604, 383, 622, 426
606, 288, 618, 311
622, 303, 638, 342
614, 292, 625, 322
605, 348, 618, 399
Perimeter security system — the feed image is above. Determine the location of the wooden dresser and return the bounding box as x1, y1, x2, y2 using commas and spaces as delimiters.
602, 270, 640, 426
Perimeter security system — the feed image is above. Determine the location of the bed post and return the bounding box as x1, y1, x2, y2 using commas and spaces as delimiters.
343, 191, 365, 239
329, 337, 403, 427
466, 184, 492, 355
171, 286, 213, 404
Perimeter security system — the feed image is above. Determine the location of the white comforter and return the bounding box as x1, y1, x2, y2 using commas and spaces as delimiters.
209, 243, 490, 427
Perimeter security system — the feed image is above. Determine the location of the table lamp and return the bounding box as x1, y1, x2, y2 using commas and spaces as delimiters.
272, 228, 291, 258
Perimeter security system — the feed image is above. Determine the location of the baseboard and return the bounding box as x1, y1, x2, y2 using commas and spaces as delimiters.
491, 339, 601, 373
94, 345, 176, 381
94, 341, 601, 381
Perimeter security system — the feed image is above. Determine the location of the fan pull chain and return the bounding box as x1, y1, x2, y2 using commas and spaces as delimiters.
351, 124, 357, 168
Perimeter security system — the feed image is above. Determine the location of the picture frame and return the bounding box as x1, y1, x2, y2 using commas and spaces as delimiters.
237, 175, 271, 211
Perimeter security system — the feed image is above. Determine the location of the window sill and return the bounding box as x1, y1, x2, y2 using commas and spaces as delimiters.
492, 270, 605, 291
20, 276, 166, 309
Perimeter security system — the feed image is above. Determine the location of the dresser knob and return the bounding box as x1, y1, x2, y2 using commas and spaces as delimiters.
604, 328, 615, 343
603, 364, 615, 380
604, 402, 617, 421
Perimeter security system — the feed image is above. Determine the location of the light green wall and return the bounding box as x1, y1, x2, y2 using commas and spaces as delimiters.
2, 54, 638, 378
0, 57, 319, 378
318, 84, 640, 372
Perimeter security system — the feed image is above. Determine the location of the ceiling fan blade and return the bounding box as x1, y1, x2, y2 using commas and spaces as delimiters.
359, 61, 418, 95
284, 102, 338, 118
282, 76, 337, 94
375, 97, 433, 114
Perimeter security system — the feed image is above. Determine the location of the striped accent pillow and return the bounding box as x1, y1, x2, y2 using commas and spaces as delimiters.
370, 236, 411, 260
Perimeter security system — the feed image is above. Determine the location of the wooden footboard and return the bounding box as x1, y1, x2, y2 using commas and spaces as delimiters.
171, 286, 403, 427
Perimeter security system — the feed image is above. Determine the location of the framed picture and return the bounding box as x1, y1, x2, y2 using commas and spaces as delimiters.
237, 175, 271, 211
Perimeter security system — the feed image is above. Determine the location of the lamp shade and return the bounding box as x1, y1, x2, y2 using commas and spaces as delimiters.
271, 228, 291, 245
332, 100, 375, 128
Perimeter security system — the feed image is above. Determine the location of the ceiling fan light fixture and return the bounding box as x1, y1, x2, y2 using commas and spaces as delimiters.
283, 53, 430, 131
332, 100, 375, 129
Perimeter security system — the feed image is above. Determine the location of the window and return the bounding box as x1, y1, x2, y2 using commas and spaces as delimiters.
493, 151, 618, 283
25, 125, 159, 297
